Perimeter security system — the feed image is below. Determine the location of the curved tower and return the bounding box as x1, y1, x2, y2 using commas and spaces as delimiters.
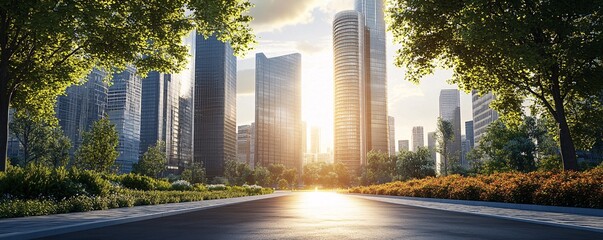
333, 11, 368, 175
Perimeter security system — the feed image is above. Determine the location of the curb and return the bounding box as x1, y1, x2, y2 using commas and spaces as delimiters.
0, 193, 289, 240
347, 194, 603, 233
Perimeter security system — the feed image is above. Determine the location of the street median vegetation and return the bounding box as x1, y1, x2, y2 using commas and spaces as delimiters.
349, 168, 603, 209
0, 164, 273, 218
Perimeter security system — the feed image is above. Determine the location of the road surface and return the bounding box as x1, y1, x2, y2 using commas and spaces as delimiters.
42, 192, 603, 240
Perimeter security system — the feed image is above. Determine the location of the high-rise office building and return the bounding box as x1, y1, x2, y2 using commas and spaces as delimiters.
461, 135, 471, 167
333, 10, 368, 175
398, 140, 409, 152
310, 126, 320, 154
472, 91, 499, 146
388, 116, 395, 156
194, 35, 237, 178
107, 66, 142, 173
427, 131, 437, 162
438, 89, 462, 174
175, 32, 196, 170
302, 121, 307, 154
465, 120, 474, 149
237, 124, 254, 166
355, 0, 388, 153
139, 72, 181, 171
56, 69, 108, 153
255, 53, 302, 172
412, 126, 424, 151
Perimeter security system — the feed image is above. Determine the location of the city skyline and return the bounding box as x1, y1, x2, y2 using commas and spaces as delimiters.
236, 0, 474, 152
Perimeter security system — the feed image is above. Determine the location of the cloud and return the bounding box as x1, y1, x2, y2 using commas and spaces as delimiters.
237, 69, 255, 95
249, 0, 321, 33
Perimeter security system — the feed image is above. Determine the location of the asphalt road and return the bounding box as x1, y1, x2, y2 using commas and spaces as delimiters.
42, 192, 603, 240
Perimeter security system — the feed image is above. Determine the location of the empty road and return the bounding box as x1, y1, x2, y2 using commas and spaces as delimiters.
42, 192, 603, 240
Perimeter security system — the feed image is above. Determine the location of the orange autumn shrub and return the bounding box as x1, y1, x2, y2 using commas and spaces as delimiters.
349, 168, 603, 208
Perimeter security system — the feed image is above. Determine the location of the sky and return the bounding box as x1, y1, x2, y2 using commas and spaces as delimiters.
236, 0, 473, 153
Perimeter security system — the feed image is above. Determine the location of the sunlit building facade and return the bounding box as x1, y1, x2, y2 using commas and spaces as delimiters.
427, 131, 437, 163
56, 69, 108, 153
237, 124, 255, 167
438, 89, 462, 174
355, 0, 389, 153
333, 10, 368, 175
194, 35, 237, 178
412, 126, 424, 152
398, 140, 409, 152
472, 91, 499, 146
255, 53, 302, 172
388, 116, 395, 156
107, 66, 142, 173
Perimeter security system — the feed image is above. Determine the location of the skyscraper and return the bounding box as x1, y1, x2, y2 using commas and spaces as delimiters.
427, 131, 437, 162
302, 121, 307, 154
56, 69, 108, 153
465, 120, 474, 149
398, 140, 409, 152
139, 72, 181, 171
388, 116, 395, 156
439, 89, 462, 173
107, 66, 141, 173
237, 124, 254, 166
472, 91, 499, 146
255, 53, 302, 172
355, 0, 388, 153
310, 126, 320, 154
194, 35, 237, 178
333, 10, 368, 175
412, 126, 424, 151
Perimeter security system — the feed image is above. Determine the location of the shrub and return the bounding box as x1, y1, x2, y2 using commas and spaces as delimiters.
349, 169, 603, 208
171, 180, 193, 191
207, 184, 227, 191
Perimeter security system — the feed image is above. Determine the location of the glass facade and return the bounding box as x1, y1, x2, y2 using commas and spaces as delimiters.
108, 66, 142, 173
237, 124, 254, 167
56, 69, 108, 154
355, 0, 389, 153
412, 126, 424, 151
438, 89, 462, 173
255, 53, 302, 172
427, 132, 437, 162
194, 35, 237, 178
472, 91, 499, 146
388, 116, 395, 156
333, 11, 368, 175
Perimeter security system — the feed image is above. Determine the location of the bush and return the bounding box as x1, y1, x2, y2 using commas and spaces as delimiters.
171, 180, 192, 191
207, 184, 227, 191
116, 174, 171, 191
349, 169, 603, 208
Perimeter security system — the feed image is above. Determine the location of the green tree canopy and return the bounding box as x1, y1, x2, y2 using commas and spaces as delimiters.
133, 141, 167, 178
181, 161, 206, 184
74, 117, 118, 173
1, 0, 255, 171
224, 159, 253, 186
436, 118, 455, 176
9, 111, 71, 168
360, 150, 396, 185
388, 0, 603, 170
396, 147, 436, 181
253, 166, 270, 187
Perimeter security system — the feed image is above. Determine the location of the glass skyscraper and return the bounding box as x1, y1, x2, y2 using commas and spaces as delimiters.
333, 10, 368, 175
255, 53, 302, 172
355, 0, 389, 153
56, 68, 108, 154
194, 35, 237, 178
472, 91, 499, 146
438, 89, 462, 174
108, 66, 142, 173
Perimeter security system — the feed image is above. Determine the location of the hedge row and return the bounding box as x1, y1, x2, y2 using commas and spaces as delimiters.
0, 188, 274, 218
349, 168, 603, 208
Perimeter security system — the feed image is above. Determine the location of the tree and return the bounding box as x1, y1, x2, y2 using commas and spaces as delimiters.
470, 117, 557, 174
388, 0, 603, 170
360, 150, 396, 185
133, 141, 166, 178
253, 166, 270, 186
333, 162, 351, 187
74, 117, 118, 172
436, 118, 454, 176
267, 164, 285, 187
0, 0, 255, 171
396, 147, 436, 180
181, 161, 206, 184
282, 168, 297, 189
9, 112, 71, 167
224, 160, 253, 186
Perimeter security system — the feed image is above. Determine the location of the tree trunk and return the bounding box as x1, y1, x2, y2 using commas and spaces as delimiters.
550, 68, 578, 171
0, 83, 9, 171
